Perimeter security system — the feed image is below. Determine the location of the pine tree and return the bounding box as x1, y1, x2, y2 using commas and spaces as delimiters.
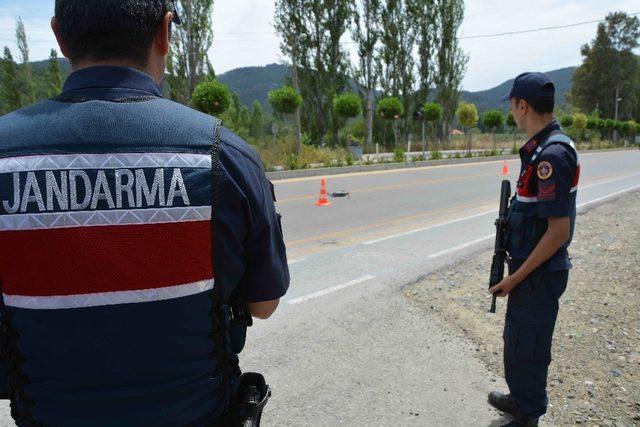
46, 49, 63, 97
1, 47, 22, 114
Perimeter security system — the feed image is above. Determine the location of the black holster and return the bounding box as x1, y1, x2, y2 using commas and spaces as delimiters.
229, 373, 271, 427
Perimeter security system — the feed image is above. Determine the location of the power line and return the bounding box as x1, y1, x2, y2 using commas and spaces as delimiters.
460, 12, 640, 40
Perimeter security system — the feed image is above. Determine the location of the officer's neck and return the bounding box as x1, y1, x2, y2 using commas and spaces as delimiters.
70, 59, 164, 85
524, 114, 555, 139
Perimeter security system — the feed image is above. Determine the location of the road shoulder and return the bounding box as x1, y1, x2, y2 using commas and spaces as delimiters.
406, 190, 640, 425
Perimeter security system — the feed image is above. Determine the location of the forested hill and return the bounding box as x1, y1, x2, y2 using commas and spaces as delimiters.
11, 59, 575, 114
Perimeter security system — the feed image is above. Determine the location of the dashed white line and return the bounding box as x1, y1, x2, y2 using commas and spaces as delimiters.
428, 234, 495, 259
287, 275, 376, 305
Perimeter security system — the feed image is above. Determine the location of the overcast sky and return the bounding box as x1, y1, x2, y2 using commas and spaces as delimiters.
0, 0, 638, 91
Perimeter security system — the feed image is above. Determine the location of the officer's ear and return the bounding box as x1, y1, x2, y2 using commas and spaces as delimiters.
51, 17, 72, 60
154, 12, 173, 57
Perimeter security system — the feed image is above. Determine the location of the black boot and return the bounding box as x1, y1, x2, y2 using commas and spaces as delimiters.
488, 391, 517, 415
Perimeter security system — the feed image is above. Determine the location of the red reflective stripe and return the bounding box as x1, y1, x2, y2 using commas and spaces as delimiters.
572, 164, 581, 188
0, 221, 213, 296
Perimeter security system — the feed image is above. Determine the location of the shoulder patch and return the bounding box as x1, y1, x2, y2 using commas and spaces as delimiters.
537, 161, 553, 180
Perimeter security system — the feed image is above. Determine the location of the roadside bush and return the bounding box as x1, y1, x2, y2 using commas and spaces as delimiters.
393, 147, 405, 163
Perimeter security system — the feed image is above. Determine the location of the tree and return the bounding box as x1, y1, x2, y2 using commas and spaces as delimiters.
506, 112, 518, 152
560, 115, 574, 128
286, 0, 354, 146
422, 102, 442, 152
572, 113, 588, 141
435, 0, 468, 146
249, 101, 264, 139
482, 109, 504, 152
376, 96, 404, 146
456, 102, 478, 155
352, 0, 382, 151
571, 12, 640, 122
168, 0, 215, 104
408, 0, 437, 108
1, 47, 22, 114
45, 49, 63, 97
191, 80, 231, 116
377, 0, 415, 144
268, 86, 303, 116
15, 18, 35, 105
334, 92, 362, 147
274, 0, 305, 153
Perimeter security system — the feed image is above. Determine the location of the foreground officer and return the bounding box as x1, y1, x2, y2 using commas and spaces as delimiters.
488, 73, 580, 427
0, 1, 289, 425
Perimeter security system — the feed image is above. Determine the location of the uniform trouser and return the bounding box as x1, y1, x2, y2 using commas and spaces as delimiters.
503, 267, 569, 419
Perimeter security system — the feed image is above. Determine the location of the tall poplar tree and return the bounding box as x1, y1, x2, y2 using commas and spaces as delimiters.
168, 0, 215, 104
16, 18, 35, 104
352, 0, 382, 150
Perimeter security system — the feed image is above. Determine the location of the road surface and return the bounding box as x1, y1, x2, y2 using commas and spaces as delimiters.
1, 149, 637, 426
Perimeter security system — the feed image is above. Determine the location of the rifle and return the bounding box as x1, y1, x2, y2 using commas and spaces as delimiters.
489, 180, 511, 313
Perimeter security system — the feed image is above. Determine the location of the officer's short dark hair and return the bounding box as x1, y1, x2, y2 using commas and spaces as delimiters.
55, 0, 174, 66
515, 97, 555, 115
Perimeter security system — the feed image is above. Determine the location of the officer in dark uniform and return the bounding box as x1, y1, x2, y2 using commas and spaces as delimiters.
488, 72, 580, 427
0, 1, 288, 425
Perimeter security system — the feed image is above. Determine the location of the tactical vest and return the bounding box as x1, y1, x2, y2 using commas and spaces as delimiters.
0, 91, 239, 426
507, 131, 580, 269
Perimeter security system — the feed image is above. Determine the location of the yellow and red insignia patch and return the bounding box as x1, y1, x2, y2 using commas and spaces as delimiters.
537, 161, 553, 180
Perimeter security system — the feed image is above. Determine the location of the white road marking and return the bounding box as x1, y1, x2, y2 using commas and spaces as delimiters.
428, 234, 495, 259
580, 173, 640, 190
287, 275, 376, 305
362, 211, 495, 246
287, 258, 306, 265
577, 184, 640, 209
360, 173, 640, 247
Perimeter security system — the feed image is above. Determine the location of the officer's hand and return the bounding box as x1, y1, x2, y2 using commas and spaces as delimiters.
489, 275, 519, 298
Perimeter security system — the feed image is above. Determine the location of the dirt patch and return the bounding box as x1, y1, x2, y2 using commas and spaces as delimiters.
406, 191, 640, 426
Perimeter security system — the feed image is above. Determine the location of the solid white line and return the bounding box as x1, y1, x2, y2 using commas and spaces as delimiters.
287, 275, 376, 305
428, 234, 494, 259
362, 211, 494, 246
577, 184, 640, 209
425, 184, 640, 260
580, 173, 640, 190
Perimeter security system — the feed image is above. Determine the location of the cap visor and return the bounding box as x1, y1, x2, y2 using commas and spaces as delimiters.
172, 12, 182, 25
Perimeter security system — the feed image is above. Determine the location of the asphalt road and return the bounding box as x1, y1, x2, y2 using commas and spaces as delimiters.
1, 149, 638, 426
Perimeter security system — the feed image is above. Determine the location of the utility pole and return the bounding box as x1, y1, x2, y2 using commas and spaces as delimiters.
613, 86, 622, 144
290, 34, 303, 155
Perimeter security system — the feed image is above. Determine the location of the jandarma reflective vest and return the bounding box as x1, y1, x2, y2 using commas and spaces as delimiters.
0, 66, 289, 426
507, 128, 580, 271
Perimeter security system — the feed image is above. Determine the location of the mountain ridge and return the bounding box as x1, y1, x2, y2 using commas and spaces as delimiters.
22, 59, 576, 113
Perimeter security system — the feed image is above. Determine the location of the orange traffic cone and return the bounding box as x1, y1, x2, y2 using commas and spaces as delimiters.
315, 178, 332, 207
501, 160, 509, 176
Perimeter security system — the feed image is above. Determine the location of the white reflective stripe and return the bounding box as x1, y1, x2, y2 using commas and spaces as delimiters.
0, 152, 211, 173
0, 206, 211, 231
570, 186, 578, 193
3, 279, 214, 310
516, 194, 538, 203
